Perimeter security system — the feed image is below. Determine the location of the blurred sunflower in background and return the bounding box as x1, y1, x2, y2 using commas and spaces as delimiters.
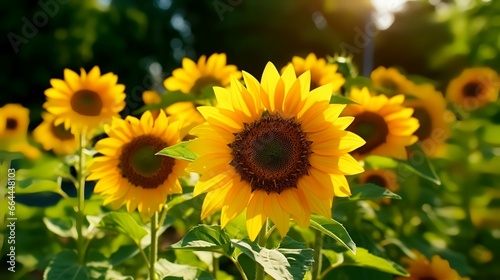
404, 84, 454, 157
164, 53, 241, 98
446, 67, 500, 110
343, 87, 419, 160
359, 169, 399, 204
141, 90, 205, 138
43, 66, 126, 135
87, 111, 188, 220
284, 52, 345, 92
396, 250, 470, 280
0, 104, 40, 159
371, 66, 417, 96
188, 62, 365, 241
33, 112, 79, 156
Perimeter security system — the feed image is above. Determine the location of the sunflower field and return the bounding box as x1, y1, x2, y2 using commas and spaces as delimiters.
1, 0, 500, 279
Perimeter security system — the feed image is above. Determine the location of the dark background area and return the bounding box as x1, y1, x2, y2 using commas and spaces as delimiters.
2, 0, 499, 127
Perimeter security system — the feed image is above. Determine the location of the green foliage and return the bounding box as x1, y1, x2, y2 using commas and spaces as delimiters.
156, 141, 199, 162
98, 212, 148, 246
155, 258, 214, 280
44, 250, 112, 280
335, 183, 401, 203
309, 215, 356, 254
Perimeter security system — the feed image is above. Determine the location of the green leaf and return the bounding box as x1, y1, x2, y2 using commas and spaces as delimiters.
168, 225, 232, 254
109, 244, 140, 267
167, 193, 195, 210
398, 142, 441, 185
343, 76, 373, 91
155, 258, 214, 280
481, 124, 500, 145
335, 183, 401, 203
17, 180, 63, 195
277, 237, 314, 280
98, 212, 148, 245
323, 250, 344, 268
133, 90, 197, 115
309, 215, 356, 253
44, 250, 111, 280
230, 239, 294, 280
156, 141, 198, 162
330, 95, 359, 105
0, 150, 23, 161
342, 248, 409, 276
43, 217, 76, 239
16, 154, 70, 181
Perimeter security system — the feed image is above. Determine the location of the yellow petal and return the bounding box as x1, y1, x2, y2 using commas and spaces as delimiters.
246, 191, 267, 241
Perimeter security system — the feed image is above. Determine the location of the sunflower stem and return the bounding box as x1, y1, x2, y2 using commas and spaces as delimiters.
149, 211, 159, 280
76, 133, 87, 265
229, 256, 249, 280
312, 230, 324, 280
212, 253, 219, 278
254, 219, 269, 280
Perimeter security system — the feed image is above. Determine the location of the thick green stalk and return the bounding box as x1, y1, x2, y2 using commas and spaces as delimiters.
312, 230, 324, 280
254, 219, 269, 280
76, 133, 87, 265
149, 212, 159, 280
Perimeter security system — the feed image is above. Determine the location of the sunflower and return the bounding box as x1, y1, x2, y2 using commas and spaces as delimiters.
164, 53, 242, 97
284, 53, 345, 92
43, 66, 126, 135
141, 90, 205, 137
0, 104, 40, 159
142, 90, 163, 118
87, 110, 188, 220
33, 112, 79, 155
404, 84, 454, 157
188, 62, 365, 241
371, 66, 417, 96
343, 87, 419, 160
396, 250, 470, 280
446, 67, 499, 110
359, 169, 399, 204
0, 104, 30, 140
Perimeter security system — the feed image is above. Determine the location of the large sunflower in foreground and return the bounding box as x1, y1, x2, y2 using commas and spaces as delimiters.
33, 112, 79, 155
396, 250, 470, 280
188, 62, 365, 241
0, 104, 40, 159
284, 53, 345, 92
404, 84, 454, 157
87, 111, 188, 220
343, 87, 419, 160
371, 66, 417, 96
43, 66, 126, 135
164, 53, 241, 96
446, 67, 499, 110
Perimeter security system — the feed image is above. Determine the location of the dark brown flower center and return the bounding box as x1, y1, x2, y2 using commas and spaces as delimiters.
364, 174, 387, 188
418, 277, 437, 280
6, 118, 18, 130
191, 76, 222, 97
228, 113, 312, 194
347, 111, 388, 155
462, 82, 483, 98
411, 106, 432, 141
51, 122, 74, 140
70, 90, 103, 116
118, 135, 175, 189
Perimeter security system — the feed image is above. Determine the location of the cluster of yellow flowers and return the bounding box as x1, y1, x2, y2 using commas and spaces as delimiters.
2, 52, 496, 279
